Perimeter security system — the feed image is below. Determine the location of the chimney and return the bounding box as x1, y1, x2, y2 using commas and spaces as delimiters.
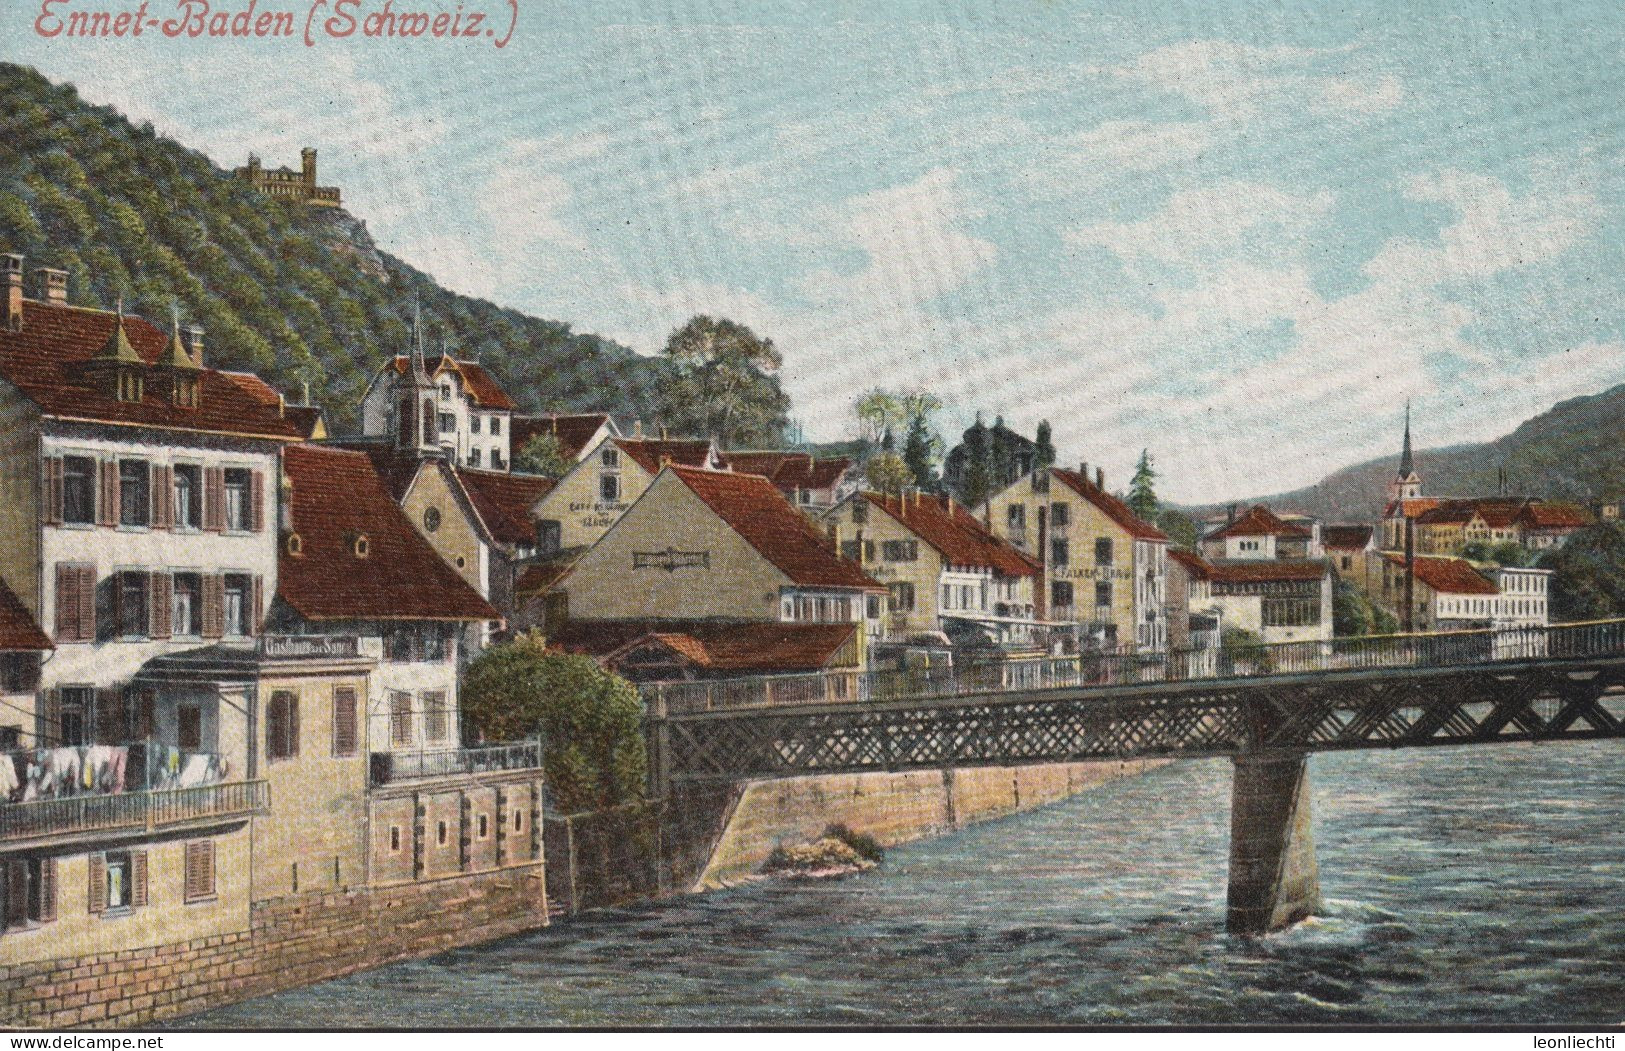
2, 254, 21, 332
1227, 503, 1237, 525
633, 419, 643, 438
1079, 460, 1088, 479
33, 268, 67, 304
185, 325, 205, 368
660, 424, 668, 440
1095, 467, 1104, 489
301, 380, 311, 406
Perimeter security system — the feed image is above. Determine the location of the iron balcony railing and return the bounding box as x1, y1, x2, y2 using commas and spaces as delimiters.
0, 780, 269, 843
639, 619, 1625, 715
369, 740, 544, 787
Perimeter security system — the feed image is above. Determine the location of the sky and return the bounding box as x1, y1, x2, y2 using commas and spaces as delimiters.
9, 0, 1625, 503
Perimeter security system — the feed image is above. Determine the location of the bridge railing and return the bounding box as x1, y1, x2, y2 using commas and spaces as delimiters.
640, 619, 1625, 715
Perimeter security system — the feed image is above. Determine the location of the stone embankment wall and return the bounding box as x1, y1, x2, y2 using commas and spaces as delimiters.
0, 864, 548, 1029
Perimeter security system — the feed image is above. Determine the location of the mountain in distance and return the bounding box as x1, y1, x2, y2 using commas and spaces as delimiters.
0, 62, 676, 435
1201, 384, 1625, 524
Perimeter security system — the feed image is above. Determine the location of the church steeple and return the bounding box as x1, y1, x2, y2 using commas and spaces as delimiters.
395, 297, 439, 454
1388, 401, 1423, 505
1398, 400, 1414, 480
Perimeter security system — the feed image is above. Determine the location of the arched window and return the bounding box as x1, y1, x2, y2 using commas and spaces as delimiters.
421, 399, 435, 445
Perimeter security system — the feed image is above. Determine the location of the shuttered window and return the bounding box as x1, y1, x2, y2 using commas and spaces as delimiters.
423, 691, 448, 742
184, 841, 216, 903
267, 690, 299, 761
201, 574, 225, 639
53, 564, 95, 643
2, 858, 55, 927
150, 465, 173, 529
97, 460, 120, 527
202, 467, 225, 532
389, 692, 413, 746
332, 686, 358, 757
148, 571, 172, 639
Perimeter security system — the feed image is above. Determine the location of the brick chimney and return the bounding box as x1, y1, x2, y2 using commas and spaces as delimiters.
1079, 460, 1088, 479
33, 268, 67, 303
2, 254, 22, 331
1095, 467, 1104, 489
185, 325, 205, 368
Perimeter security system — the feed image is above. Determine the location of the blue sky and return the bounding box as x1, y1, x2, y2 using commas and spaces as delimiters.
10, 0, 1625, 502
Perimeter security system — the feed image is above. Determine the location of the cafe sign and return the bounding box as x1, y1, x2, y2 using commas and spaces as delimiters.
633, 548, 711, 572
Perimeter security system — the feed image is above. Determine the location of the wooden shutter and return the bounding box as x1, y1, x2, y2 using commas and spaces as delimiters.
203, 467, 225, 531
40, 689, 59, 748
96, 687, 124, 744
252, 575, 264, 635
134, 689, 156, 741
77, 565, 95, 642
3, 862, 24, 926
112, 570, 125, 639
288, 693, 300, 757
87, 854, 106, 913
149, 572, 172, 640
201, 574, 224, 639
250, 470, 265, 532
332, 686, 357, 757
38, 858, 57, 923
130, 851, 148, 908
150, 465, 172, 529
98, 460, 119, 526
185, 841, 215, 902
41, 457, 63, 526
54, 563, 78, 643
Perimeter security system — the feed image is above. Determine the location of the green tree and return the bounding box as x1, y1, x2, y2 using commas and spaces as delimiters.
866, 452, 913, 496
1156, 508, 1199, 550
1489, 541, 1535, 568
660, 315, 789, 446
1538, 523, 1625, 622
1034, 420, 1057, 471
902, 410, 939, 492
961, 414, 993, 507
460, 632, 647, 814
515, 432, 573, 479
1128, 450, 1157, 520
854, 389, 906, 446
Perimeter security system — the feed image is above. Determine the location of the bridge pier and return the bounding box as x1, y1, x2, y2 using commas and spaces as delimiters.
1227, 753, 1319, 936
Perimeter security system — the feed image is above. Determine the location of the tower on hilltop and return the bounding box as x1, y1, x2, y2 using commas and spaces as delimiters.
233, 147, 342, 207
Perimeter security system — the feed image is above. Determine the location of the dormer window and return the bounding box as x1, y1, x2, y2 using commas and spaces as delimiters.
601, 447, 619, 468
116, 371, 144, 403
170, 375, 200, 408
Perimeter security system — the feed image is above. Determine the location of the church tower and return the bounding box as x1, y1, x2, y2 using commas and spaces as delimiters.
394, 301, 440, 456
1388, 402, 1423, 504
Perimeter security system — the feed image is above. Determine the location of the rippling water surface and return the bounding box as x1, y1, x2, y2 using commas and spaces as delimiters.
189, 742, 1625, 1027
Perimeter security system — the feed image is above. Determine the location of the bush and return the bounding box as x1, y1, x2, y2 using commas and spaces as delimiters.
460, 630, 647, 814
822, 823, 884, 863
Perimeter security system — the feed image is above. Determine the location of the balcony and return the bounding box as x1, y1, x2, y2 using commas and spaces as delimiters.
369, 741, 544, 787
0, 780, 269, 848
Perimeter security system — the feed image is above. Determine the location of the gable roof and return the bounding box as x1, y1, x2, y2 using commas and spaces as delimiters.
1381, 553, 1498, 595
1322, 525, 1374, 551
1384, 497, 1442, 520
385, 355, 516, 410
1208, 559, 1329, 584
278, 445, 497, 622
0, 301, 303, 440
613, 437, 719, 475
455, 467, 553, 547
859, 491, 1038, 576
1521, 502, 1593, 529
1168, 549, 1213, 581
667, 466, 881, 591
554, 620, 857, 674
1205, 505, 1312, 540
1049, 468, 1169, 542
511, 413, 615, 461
0, 578, 51, 652
726, 451, 854, 492
329, 441, 430, 502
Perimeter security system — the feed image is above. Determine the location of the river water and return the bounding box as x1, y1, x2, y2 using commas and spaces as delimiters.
189, 741, 1625, 1027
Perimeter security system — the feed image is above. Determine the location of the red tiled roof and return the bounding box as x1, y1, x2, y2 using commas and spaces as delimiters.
552, 620, 857, 673
329, 441, 427, 502
1205, 505, 1312, 540
279, 445, 498, 622
511, 413, 613, 460
1208, 559, 1329, 583
514, 559, 575, 596
386, 356, 517, 410
1381, 553, 1498, 595
1322, 525, 1374, 550
725, 451, 853, 492
615, 437, 718, 475
1168, 549, 1213, 581
1049, 469, 1168, 542
861, 491, 1038, 577
0, 579, 51, 652
668, 466, 881, 590
455, 468, 553, 547
1520, 502, 1592, 529
1384, 498, 1442, 519
0, 302, 303, 440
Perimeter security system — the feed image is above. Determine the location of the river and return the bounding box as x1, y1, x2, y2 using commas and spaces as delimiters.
187, 741, 1625, 1027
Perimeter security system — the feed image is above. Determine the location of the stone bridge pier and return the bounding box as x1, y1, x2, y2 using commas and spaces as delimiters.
1226, 752, 1320, 935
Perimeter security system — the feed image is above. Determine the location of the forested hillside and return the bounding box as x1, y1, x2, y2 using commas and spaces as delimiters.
0, 63, 675, 434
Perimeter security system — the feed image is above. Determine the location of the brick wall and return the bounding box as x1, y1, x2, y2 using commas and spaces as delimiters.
0, 863, 547, 1028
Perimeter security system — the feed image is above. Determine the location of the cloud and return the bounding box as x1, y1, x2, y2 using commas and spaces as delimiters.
1066, 182, 1335, 270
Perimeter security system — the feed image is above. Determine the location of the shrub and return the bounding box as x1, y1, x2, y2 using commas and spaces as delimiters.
822, 822, 884, 863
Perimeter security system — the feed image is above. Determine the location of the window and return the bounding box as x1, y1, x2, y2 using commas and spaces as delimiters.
1007, 504, 1026, 529
478, 814, 489, 839
172, 465, 201, 528
1262, 598, 1320, 627
1095, 538, 1114, 566
1341, 556, 1353, 570
98, 850, 141, 912
0, 654, 35, 694
514, 811, 523, 832
1051, 503, 1070, 528
222, 575, 250, 637
539, 520, 561, 555
468, 449, 482, 468
63, 456, 95, 525
841, 539, 862, 561
491, 451, 506, 471
118, 460, 149, 527
423, 691, 448, 742
851, 501, 868, 524
1032, 472, 1050, 494
490, 417, 502, 436
332, 686, 358, 757
601, 447, 619, 468
600, 473, 621, 501
267, 690, 298, 760
439, 384, 451, 401
118, 571, 148, 639
178, 705, 202, 751
437, 821, 448, 847
57, 686, 93, 746
172, 572, 201, 637
389, 826, 402, 852
470, 415, 482, 434
390, 691, 413, 746
423, 507, 442, 532
1050, 538, 1069, 566
387, 626, 415, 663
223, 469, 250, 531
1095, 581, 1113, 609
183, 841, 216, 903
881, 539, 918, 562
1, 857, 56, 928
866, 595, 882, 619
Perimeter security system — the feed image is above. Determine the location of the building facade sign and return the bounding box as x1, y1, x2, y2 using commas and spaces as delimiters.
632, 548, 711, 572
